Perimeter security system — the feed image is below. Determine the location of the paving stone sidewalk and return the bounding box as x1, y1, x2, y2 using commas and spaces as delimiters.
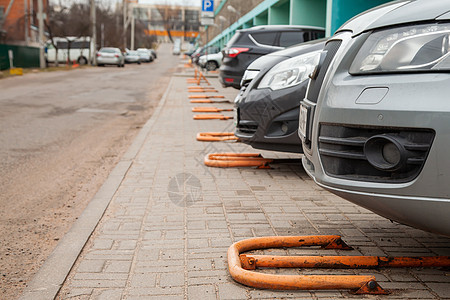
26, 64, 450, 299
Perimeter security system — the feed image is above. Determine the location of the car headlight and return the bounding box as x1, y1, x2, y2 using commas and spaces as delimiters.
258, 51, 320, 90
350, 23, 450, 74
242, 70, 260, 82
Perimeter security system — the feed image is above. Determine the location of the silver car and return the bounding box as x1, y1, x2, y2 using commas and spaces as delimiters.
137, 48, 152, 62
199, 52, 223, 71
300, 0, 450, 236
125, 50, 141, 64
97, 47, 125, 67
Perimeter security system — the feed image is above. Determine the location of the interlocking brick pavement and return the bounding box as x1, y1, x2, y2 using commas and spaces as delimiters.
26, 64, 450, 299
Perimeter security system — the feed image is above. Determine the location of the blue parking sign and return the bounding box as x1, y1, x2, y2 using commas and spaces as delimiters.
202, 0, 214, 12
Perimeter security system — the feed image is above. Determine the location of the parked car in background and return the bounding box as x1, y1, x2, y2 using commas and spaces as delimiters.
124, 50, 141, 64
149, 49, 157, 60
198, 52, 223, 71
191, 46, 220, 65
220, 25, 325, 89
137, 48, 153, 62
173, 38, 181, 55
234, 39, 326, 153
300, 0, 450, 237
46, 36, 94, 65
96, 47, 125, 67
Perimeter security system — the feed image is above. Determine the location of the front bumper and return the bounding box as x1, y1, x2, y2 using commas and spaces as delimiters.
303, 157, 450, 236
235, 82, 307, 153
97, 57, 120, 65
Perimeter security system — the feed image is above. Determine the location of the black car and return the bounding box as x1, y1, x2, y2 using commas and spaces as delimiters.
220, 25, 325, 89
235, 39, 326, 153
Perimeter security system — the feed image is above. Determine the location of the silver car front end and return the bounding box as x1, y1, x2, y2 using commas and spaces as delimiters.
300, 25, 450, 236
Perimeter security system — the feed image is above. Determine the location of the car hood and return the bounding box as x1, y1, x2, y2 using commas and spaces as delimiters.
246, 38, 328, 72
338, 0, 450, 36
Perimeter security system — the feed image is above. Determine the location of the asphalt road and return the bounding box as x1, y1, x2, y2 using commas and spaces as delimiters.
0, 43, 180, 299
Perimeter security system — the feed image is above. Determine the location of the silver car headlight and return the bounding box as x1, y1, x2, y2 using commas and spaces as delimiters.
350, 23, 450, 74
258, 50, 320, 90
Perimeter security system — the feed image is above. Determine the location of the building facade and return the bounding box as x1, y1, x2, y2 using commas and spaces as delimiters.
0, 0, 47, 44
132, 3, 201, 43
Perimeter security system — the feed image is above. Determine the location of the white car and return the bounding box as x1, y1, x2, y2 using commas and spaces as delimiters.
96, 47, 125, 67
199, 52, 223, 71
137, 48, 153, 62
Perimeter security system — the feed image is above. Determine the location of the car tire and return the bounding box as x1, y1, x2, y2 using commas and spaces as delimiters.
78, 57, 88, 65
206, 61, 218, 71
137, 61, 141, 65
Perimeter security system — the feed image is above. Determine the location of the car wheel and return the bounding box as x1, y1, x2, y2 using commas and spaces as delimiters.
78, 57, 88, 65
137, 61, 141, 65
97, 64, 104, 67
206, 61, 218, 71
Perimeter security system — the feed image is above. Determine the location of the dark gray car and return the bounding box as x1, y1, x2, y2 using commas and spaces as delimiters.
300, 0, 450, 236
235, 39, 326, 153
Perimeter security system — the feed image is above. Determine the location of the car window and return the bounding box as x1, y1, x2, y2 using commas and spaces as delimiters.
250, 32, 278, 46
226, 32, 242, 47
100, 48, 116, 53
279, 31, 306, 47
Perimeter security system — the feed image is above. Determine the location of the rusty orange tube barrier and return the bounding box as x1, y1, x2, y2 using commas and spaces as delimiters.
189, 94, 225, 99
204, 153, 273, 168
188, 86, 216, 89
188, 85, 215, 88
192, 107, 233, 113
228, 235, 387, 294
240, 254, 450, 269
188, 89, 218, 93
190, 99, 231, 104
193, 114, 233, 120
196, 132, 239, 142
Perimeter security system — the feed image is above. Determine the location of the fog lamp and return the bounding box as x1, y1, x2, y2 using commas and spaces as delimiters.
364, 135, 407, 171
281, 122, 289, 134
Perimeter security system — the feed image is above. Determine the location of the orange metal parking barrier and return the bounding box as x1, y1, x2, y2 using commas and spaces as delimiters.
205, 153, 272, 168
192, 107, 233, 113
188, 86, 216, 90
228, 235, 450, 294
189, 94, 225, 99
196, 132, 239, 142
186, 69, 210, 85
190, 99, 231, 104
193, 114, 233, 120
189, 89, 219, 93
204, 153, 301, 168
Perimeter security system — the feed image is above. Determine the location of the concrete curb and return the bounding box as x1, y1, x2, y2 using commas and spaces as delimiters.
19, 77, 175, 300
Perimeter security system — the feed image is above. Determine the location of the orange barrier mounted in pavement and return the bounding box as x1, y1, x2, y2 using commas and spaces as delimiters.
188, 89, 218, 93
193, 114, 233, 120
204, 153, 273, 168
196, 132, 239, 142
189, 94, 225, 99
188, 86, 216, 90
186, 69, 210, 85
204, 153, 301, 168
190, 99, 231, 104
192, 107, 233, 113
228, 235, 450, 294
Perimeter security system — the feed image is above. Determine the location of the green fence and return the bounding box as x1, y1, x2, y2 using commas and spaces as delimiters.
0, 44, 40, 70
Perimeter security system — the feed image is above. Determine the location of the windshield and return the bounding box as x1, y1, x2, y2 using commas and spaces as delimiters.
100, 48, 117, 53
